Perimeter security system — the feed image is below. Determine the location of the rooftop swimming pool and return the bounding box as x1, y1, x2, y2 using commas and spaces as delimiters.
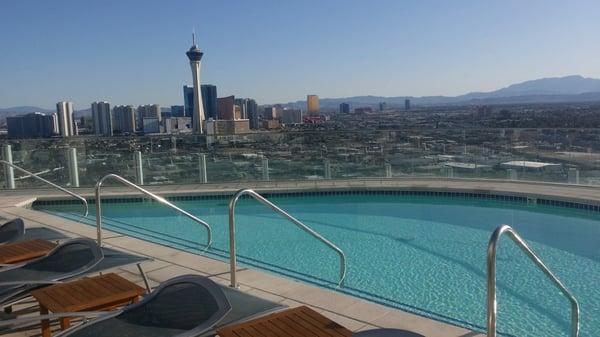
35, 191, 600, 337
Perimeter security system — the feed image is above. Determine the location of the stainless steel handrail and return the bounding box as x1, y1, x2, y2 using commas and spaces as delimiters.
487, 225, 579, 337
0, 160, 88, 217
94, 174, 212, 249
228, 188, 347, 288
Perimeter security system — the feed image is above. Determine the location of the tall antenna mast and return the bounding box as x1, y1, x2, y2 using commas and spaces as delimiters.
192, 28, 196, 46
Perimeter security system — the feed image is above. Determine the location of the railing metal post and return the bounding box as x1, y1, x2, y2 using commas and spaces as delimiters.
324, 159, 331, 179
385, 163, 392, 178
262, 157, 269, 181
199, 153, 207, 183
2, 145, 15, 189
133, 151, 144, 185
67, 148, 79, 187
568, 168, 579, 185
507, 168, 517, 180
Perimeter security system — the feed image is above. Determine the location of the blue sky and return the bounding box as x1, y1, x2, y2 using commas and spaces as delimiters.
1, 0, 599, 108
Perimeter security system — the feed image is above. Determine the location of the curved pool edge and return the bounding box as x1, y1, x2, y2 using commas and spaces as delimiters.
12, 177, 600, 205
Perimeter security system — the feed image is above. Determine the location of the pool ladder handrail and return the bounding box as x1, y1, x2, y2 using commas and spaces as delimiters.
0, 160, 88, 218
94, 174, 212, 249
487, 224, 579, 337
228, 188, 347, 288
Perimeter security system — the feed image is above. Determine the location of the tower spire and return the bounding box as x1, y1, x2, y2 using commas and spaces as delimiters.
192, 28, 196, 46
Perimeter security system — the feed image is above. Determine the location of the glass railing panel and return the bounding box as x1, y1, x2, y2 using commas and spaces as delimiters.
1, 128, 600, 188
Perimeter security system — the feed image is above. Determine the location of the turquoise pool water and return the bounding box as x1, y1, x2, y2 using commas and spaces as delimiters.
35, 193, 600, 337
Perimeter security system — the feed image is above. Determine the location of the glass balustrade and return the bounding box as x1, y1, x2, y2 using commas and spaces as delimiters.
1, 128, 600, 189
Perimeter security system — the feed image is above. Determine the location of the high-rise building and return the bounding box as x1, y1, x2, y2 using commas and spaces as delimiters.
201, 84, 218, 120
339, 103, 350, 114
217, 96, 235, 120
379, 102, 387, 111
246, 99, 259, 130
307, 95, 320, 115
138, 104, 161, 121
234, 98, 247, 120
56, 101, 75, 137
281, 109, 303, 124
186, 34, 205, 133
142, 118, 160, 134
6, 113, 56, 138
183, 85, 194, 117
91, 101, 112, 136
170, 105, 185, 117
263, 107, 276, 120
184, 84, 217, 121
113, 105, 136, 134
405, 99, 411, 110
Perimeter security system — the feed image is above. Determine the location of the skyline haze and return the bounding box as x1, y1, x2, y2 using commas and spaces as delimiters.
1, 0, 600, 108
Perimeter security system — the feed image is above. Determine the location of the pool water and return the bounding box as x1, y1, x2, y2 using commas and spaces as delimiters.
36, 194, 600, 337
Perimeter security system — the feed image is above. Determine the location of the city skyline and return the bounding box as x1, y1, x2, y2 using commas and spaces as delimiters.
1, 0, 600, 108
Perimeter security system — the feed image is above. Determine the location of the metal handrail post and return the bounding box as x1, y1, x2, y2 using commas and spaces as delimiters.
228, 188, 347, 288
94, 174, 212, 249
0, 160, 88, 217
487, 225, 579, 337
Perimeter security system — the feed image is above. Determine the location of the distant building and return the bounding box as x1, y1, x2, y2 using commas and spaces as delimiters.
171, 105, 185, 117
184, 84, 217, 121
303, 116, 326, 124
142, 118, 160, 134
113, 105, 136, 134
56, 101, 75, 137
217, 96, 235, 120
262, 119, 281, 130
246, 99, 259, 130
379, 102, 387, 111
405, 99, 411, 110
137, 104, 161, 131
234, 98, 247, 119
138, 104, 161, 121
7, 112, 56, 138
339, 103, 350, 114
183, 85, 194, 117
307, 95, 320, 115
163, 117, 191, 134
281, 109, 303, 124
205, 119, 250, 135
201, 85, 218, 120
263, 107, 277, 120
234, 105, 242, 120
91, 101, 113, 136
354, 107, 373, 114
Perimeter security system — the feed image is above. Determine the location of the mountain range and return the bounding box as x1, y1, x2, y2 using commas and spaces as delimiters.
2, 75, 600, 117
283, 75, 600, 108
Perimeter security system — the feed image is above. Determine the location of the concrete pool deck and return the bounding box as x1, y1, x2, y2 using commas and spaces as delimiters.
2, 177, 598, 336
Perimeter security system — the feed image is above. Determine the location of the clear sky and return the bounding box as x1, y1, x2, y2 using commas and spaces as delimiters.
1, 0, 600, 109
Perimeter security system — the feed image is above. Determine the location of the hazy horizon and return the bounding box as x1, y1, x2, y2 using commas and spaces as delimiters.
2, 0, 600, 108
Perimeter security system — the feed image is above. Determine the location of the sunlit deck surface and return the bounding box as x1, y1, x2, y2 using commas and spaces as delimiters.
4, 177, 599, 337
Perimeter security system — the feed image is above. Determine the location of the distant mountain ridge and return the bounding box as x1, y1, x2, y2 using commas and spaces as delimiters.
283, 75, 600, 107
